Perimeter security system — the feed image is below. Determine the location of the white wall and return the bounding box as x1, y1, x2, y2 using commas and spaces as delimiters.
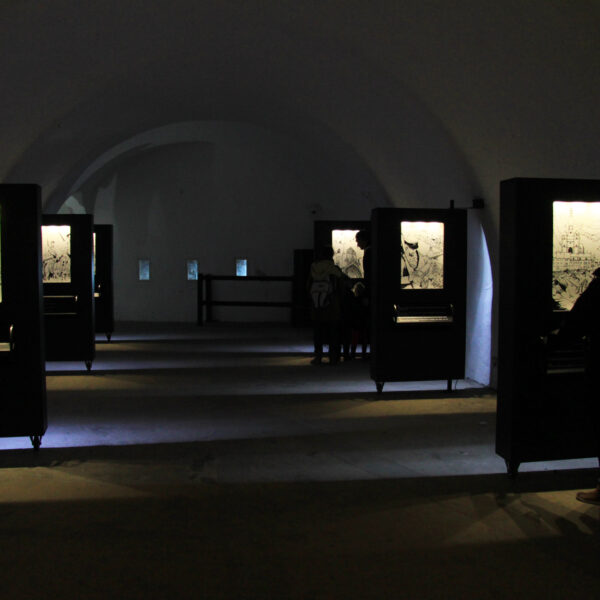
78, 123, 377, 322
465, 212, 493, 384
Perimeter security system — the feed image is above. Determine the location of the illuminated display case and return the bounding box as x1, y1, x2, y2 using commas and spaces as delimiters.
43, 214, 95, 369
94, 225, 114, 341
370, 208, 467, 392
314, 220, 370, 279
0, 184, 47, 449
497, 178, 600, 476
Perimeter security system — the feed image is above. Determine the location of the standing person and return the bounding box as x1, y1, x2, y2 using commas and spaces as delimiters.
355, 229, 372, 357
346, 281, 368, 360
559, 267, 600, 505
307, 246, 344, 365
355, 229, 371, 294
339, 275, 356, 360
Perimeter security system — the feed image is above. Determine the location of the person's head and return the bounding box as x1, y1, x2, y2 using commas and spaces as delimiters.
316, 245, 334, 261
355, 229, 370, 250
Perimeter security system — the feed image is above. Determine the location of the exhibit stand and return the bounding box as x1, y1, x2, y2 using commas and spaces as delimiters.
94, 224, 114, 341
370, 207, 467, 393
497, 178, 599, 477
0, 184, 47, 449
42, 214, 95, 370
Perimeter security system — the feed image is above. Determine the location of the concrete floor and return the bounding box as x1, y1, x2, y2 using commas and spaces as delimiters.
1, 323, 598, 599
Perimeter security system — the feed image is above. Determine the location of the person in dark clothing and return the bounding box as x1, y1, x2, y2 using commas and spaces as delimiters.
559, 267, 600, 505
307, 246, 344, 365
347, 281, 370, 359
339, 276, 357, 360
355, 229, 371, 357
355, 229, 371, 295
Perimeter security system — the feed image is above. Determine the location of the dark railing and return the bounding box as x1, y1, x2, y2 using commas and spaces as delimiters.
197, 274, 296, 325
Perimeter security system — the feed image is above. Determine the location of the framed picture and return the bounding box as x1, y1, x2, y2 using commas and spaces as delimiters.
42, 224, 72, 283
552, 200, 600, 310
400, 220, 444, 289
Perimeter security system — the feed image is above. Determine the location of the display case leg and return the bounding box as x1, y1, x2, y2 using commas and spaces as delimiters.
85, 360, 92, 371
376, 382, 384, 394
505, 459, 520, 479
30, 435, 42, 451
447, 378, 453, 392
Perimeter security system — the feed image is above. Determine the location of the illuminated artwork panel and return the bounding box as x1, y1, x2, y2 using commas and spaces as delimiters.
187, 259, 198, 281
236, 258, 247, 277
400, 221, 444, 289
331, 229, 364, 278
42, 225, 71, 283
139, 259, 150, 281
552, 201, 600, 310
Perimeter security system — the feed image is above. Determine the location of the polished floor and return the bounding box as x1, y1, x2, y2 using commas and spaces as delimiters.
1, 323, 598, 599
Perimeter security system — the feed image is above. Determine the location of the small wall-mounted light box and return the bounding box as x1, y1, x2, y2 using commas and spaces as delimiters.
138, 259, 150, 281
236, 258, 248, 277
187, 259, 198, 281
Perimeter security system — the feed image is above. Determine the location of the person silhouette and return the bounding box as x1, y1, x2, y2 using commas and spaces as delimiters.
355, 229, 371, 357
307, 246, 345, 365
559, 267, 600, 505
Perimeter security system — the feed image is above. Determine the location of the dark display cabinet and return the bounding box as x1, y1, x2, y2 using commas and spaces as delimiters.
42, 214, 95, 370
314, 220, 370, 279
0, 184, 47, 449
497, 178, 600, 476
370, 207, 467, 392
94, 224, 114, 341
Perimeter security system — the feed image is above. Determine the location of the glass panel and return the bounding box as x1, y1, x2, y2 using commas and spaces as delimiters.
400, 221, 444, 289
331, 229, 364, 278
552, 201, 600, 310
42, 225, 72, 283
139, 259, 150, 281
236, 259, 247, 277
187, 259, 198, 281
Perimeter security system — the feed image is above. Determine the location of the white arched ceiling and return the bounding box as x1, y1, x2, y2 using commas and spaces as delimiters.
45, 116, 395, 215
2, 0, 484, 208
2, 2, 598, 187
2, 1, 599, 251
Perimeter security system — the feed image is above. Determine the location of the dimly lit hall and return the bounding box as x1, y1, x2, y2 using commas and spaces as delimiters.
1, 2, 599, 599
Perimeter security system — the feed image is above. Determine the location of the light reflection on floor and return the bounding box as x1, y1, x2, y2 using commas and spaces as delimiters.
2, 322, 597, 482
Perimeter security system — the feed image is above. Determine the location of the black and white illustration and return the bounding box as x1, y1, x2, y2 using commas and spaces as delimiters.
331, 229, 364, 278
552, 201, 600, 310
42, 225, 71, 283
400, 221, 444, 289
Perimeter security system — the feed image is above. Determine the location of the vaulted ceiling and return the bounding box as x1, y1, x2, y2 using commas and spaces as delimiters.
2, 0, 599, 237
